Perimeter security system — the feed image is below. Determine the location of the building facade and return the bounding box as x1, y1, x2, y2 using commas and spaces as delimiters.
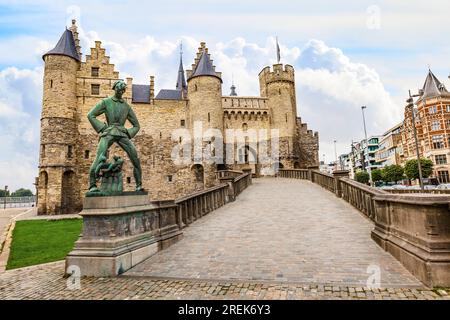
37, 21, 319, 215
401, 70, 450, 183
375, 122, 404, 167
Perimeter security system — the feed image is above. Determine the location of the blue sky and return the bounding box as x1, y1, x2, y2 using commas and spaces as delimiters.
1, 0, 449, 191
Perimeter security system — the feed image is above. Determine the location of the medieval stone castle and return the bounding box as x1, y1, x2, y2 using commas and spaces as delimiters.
37, 20, 319, 215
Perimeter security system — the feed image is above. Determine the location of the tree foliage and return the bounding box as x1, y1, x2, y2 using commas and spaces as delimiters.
382, 165, 405, 183
404, 158, 434, 180
11, 188, 34, 197
371, 169, 383, 182
355, 171, 370, 184
0, 189, 10, 197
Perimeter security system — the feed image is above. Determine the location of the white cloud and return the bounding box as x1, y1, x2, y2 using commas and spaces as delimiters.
0, 67, 42, 192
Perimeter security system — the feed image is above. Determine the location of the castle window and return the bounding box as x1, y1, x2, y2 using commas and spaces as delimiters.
279, 88, 281, 95
208, 113, 210, 123
159, 132, 162, 139
91, 84, 100, 95
84, 150, 90, 159
166, 175, 173, 183
180, 119, 185, 127
194, 84, 198, 91
67, 146, 73, 159
50, 80, 53, 89
127, 177, 131, 184
91, 67, 99, 77
242, 123, 248, 131
42, 145, 46, 158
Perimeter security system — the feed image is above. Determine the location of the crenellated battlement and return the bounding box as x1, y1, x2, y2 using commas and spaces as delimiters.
259, 64, 295, 86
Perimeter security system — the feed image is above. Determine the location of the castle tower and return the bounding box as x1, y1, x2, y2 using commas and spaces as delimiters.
259, 64, 298, 168
187, 42, 223, 187
38, 26, 81, 215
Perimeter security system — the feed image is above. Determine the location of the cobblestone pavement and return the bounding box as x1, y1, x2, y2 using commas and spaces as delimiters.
0, 208, 33, 250
0, 262, 448, 300
126, 178, 422, 288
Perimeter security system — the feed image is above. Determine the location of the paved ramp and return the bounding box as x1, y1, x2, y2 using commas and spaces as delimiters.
125, 178, 423, 287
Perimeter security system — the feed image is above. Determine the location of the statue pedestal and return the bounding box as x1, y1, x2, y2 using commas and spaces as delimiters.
66, 193, 183, 277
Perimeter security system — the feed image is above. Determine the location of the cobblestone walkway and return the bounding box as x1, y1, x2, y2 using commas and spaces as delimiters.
0, 261, 448, 300
127, 178, 422, 288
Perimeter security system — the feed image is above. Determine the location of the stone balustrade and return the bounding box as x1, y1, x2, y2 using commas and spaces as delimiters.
340, 178, 389, 221
175, 184, 229, 228
218, 172, 253, 202
311, 171, 335, 193
278, 168, 450, 287
277, 169, 309, 180
216, 170, 245, 179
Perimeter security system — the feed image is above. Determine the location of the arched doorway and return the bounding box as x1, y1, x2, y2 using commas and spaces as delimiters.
191, 164, 204, 189
38, 171, 48, 215
61, 170, 76, 214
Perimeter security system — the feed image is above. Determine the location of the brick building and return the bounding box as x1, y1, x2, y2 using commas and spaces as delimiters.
402, 70, 450, 183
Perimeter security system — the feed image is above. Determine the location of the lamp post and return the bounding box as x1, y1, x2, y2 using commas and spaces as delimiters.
361, 106, 373, 186
334, 140, 338, 171
407, 90, 425, 191
3, 185, 7, 210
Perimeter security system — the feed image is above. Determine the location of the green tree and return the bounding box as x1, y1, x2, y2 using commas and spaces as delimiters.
404, 158, 434, 180
371, 169, 383, 182
0, 189, 10, 197
355, 171, 370, 184
382, 165, 405, 183
11, 188, 33, 197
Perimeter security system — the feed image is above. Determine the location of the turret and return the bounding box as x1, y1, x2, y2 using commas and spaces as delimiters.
186, 42, 223, 187
187, 42, 223, 131
38, 25, 80, 215
259, 64, 298, 167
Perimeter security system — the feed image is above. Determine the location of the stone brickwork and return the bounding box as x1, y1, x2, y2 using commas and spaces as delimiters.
37, 22, 319, 215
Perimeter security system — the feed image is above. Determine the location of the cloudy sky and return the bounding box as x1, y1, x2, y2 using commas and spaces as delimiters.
1, 0, 449, 191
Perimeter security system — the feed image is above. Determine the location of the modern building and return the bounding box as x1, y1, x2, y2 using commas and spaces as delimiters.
375, 122, 404, 167
401, 70, 450, 183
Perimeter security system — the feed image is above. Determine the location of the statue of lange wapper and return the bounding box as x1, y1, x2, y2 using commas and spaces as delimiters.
87, 80, 143, 194
66, 79, 182, 277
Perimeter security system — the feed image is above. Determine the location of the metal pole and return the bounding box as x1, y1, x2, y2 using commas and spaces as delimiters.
334, 140, 338, 171
3, 185, 7, 210
361, 106, 373, 185
409, 90, 425, 191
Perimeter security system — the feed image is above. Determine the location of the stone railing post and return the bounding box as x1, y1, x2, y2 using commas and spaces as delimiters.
307, 166, 319, 182
332, 170, 349, 197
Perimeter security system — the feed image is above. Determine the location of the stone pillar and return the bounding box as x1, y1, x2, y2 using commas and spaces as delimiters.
307, 165, 319, 182
332, 170, 349, 197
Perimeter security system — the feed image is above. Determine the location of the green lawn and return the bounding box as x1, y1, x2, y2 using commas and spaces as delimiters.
7, 219, 82, 270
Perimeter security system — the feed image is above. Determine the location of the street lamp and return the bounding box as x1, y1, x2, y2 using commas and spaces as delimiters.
407, 90, 425, 191
361, 106, 373, 186
334, 140, 338, 170
3, 185, 7, 210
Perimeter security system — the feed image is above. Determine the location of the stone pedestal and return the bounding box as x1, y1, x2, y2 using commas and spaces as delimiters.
66, 194, 183, 277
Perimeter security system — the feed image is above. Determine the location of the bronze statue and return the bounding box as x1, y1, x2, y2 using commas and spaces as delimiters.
87, 80, 143, 193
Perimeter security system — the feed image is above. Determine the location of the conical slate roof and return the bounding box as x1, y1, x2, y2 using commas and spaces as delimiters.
176, 56, 187, 91
43, 29, 80, 61
189, 51, 221, 81
421, 69, 448, 99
